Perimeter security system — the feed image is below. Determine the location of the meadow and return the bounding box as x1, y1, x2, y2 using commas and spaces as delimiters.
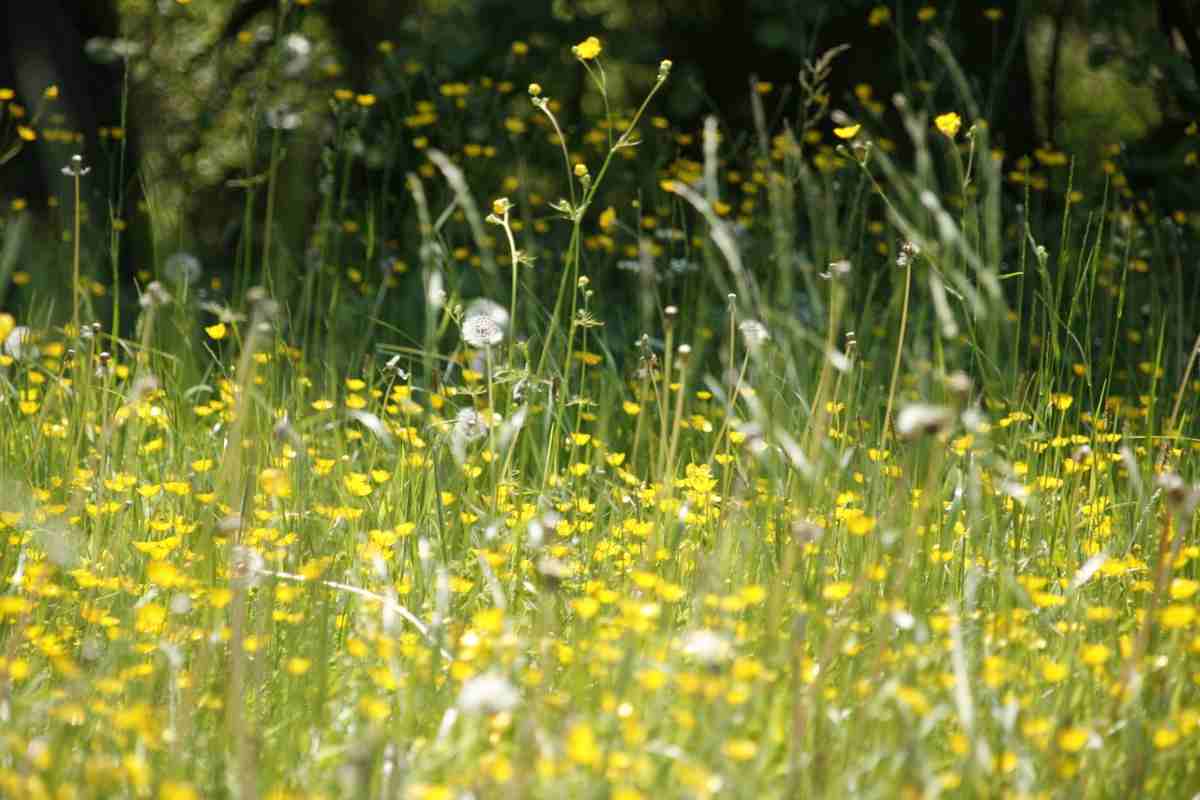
3, 9, 1200, 799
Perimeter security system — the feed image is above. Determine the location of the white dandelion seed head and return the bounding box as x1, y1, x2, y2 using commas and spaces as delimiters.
680, 628, 733, 667
3, 326, 36, 361
454, 407, 488, 443
282, 33, 312, 75
465, 298, 510, 330
229, 545, 265, 589
896, 240, 920, 268
738, 319, 770, 349
895, 403, 954, 440
462, 312, 504, 348
164, 251, 202, 287
457, 672, 520, 715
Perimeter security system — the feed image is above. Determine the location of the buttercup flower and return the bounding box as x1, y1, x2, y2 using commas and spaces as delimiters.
935, 112, 962, 138
573, 36, 602, 60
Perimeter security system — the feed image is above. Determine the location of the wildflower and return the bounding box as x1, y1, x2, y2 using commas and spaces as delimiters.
164, 252, 202, 286
462, 311, 504, 348
566, 722, 601, 767
820, 259, 852, 280
454, 407, 488, 444
205, 322, 228, 340
140, 281, 173, 308
1157, 472, 1200, 517
1041, 660, 1069, 683
573, 36, 602, 61
1056, 727, 1090, 753
1153, 728, 1180, 749
1170, 578, 1199, 600
935, 112, 962, 138
724, 739, 758, 761
572, 596, 600, 620
834, 124, 861, 140
1079, 643, 1111, 666
1161, 604, 1196, 629
60, 154, 90, 177
895, 403, 953, 439
458, 672, 520, 714
259, 468, 292, 499
230, 544, 265, 589
599, 206, 616, 230
823, 581, 853, 601
896, 240, 920, 268
285, 657, 312, 675
738, 319, 770, 349
868, 6, 891, 26
680, 628, 733, 667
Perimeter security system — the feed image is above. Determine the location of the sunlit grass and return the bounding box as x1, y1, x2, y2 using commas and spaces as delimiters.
2, 12, 1200, 800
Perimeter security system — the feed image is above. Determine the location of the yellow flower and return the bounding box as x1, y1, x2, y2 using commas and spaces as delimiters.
1080, 643, 1111, 666
572, 597, 600, 620
573, 36, 602, 60
834, 124, 861, 140
599, 206, 616, 230
823, 581, 853, 602
1153, 727, 1180, 749
868, 6, 891, 26
1161, 604, 1196, 629
259, 468, 292, 499
160, 781, 200, 800
1041, 660, 1069, 683
205, 322, 227, 340
286, 657, 312, 675
935, 112, 962, 138
723, 738, 758, 761
846, 513, 876, 536
1170, 578, 1199, 600
1056, 726, 1089, 753
566, 722, 601, 767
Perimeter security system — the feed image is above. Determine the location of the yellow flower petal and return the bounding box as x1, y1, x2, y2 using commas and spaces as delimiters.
935, 112, 962, 138
572, 36, 602, 60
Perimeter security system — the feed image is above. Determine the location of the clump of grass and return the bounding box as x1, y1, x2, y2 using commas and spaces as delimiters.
2, 16, 1200, 800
